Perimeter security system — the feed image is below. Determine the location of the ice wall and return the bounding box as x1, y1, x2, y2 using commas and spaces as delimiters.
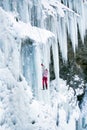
0, 1, 86, 129
0, 0, 87, 94
0, 7, 55, 100
0, 8, 21, 80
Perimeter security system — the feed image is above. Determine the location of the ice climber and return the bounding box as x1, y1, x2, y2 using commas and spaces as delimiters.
41, 64, 48, 90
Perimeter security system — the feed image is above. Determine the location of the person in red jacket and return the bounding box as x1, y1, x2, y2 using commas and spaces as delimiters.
41, 64, 48, 90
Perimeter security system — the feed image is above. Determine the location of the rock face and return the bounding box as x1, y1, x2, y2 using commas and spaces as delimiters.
76, 33, 87, 81
59, 32, 87, 104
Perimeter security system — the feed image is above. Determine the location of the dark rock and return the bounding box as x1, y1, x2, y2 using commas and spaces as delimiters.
49, 46, 55, 80
31, 120, 35, 124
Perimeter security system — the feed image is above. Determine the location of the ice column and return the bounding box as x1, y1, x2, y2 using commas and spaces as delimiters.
33, 44, 42, 99
31, 0, 42, 27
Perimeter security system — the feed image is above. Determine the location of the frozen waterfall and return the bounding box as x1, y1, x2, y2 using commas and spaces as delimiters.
0, 0, 87, 130
0, 0, 87, 104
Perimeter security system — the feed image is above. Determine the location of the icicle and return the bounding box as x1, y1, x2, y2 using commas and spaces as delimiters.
77, 0, 85, 43
58, 17, 67, 62
84, 2, 87, 30
62, 0, 68, 6
31, 0, 42, 27
52, 39, 59, 90
68, 0, 74, 10
67, 0, 86, 44
74, 14, 78, 48
67, 12, 78, 52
